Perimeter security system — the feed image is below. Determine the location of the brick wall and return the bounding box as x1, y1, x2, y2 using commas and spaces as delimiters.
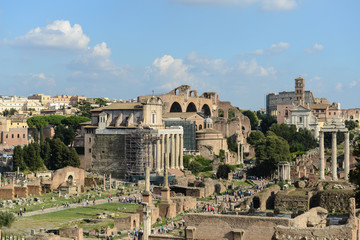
14, 186, 28, 198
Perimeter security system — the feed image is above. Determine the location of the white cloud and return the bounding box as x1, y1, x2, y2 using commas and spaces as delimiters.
237, 59, 276, 77
145, 55, 197, 90
268, 42, 290, 53
171, 0, 258, 7
69, 42, 118, 72
335, 82, 343, 92
305, 43, 324, 54
9, 20, 90, 51
186, 52, 231, 74
261, 0, 297, 11
349, 81, 357, 88
248, 49, 264, 55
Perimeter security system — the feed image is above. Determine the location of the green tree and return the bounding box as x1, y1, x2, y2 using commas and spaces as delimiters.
183, 155, 193, 169
68, 148, 80, 167
13, 146, 26, 171
227, 136, 237, 152
78, 100, 93, 118
254, 134, 290, 177
247, 130, 265, 146
54, 124, 75, 146
216, 164, 232, 179
95, 98, 109, 107
24, 143, 44, 171
0, 212, 15, 228
48, 138, 80, 170
242, 110, 259, 130
350, 136, 360, 206
188, 161, 202, 175
40, 141, 51, 168
260, 115, 277, 134
345, 120, 358, 131
228, 109, 235, 119
61, 116, 91, 131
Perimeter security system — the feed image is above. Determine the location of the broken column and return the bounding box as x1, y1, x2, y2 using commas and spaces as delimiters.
331, 132, 338, 181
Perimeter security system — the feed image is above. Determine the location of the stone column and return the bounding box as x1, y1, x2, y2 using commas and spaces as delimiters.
165, 135, 170, 170
332, 132, 338, 180
161, 134, 165, 171
142, 203, 152, 240
180, 134, 184, 170
345, 131, 350, 181
109, 174, 112, 190
241, 145, 244, 164
175, 134, 179, 169
319, 131, 325, 180
149, 142, 153, 170
237, 142, 241, 164
171, 134, 175, 169
103, 174, 106, 191
156, 137, 161, 174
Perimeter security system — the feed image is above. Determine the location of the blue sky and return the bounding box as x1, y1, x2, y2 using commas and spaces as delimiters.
0, 0, 359, 110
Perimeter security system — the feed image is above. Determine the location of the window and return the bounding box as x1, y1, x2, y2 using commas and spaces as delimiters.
23, 134, 25, 138
152, 113, 156, 124
88, 149, 91, 153
17, 134, 20, 138
89, 138, 91, 143
299, 117, 302, 123
6, 134, 8, 138
11, 134, 14, 138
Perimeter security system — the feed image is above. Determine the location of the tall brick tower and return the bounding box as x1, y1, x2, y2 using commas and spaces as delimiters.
294, 77, 305, 106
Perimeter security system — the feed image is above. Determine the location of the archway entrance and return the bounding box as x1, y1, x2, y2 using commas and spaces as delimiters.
170, 102, 182, 112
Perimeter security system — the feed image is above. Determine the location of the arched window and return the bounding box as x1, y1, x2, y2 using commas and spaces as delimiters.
186, 102, 197, 112
218, 109, 224, 118
170, 102, 182, 112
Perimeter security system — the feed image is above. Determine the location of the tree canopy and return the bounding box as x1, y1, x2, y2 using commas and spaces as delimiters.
259, 115, 277, 134
241, 110, 259, 130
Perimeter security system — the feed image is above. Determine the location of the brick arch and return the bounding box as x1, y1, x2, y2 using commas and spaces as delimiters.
170, 102, 182, 112
186, 102, 197, 112
201, 104, 211, 117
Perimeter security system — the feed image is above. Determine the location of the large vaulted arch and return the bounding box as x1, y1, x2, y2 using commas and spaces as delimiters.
186, 102, 197, 112
170, 102, 182, 112
201, 104, 211, 117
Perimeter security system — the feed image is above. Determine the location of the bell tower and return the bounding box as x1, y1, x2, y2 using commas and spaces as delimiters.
294, 77, 305, 106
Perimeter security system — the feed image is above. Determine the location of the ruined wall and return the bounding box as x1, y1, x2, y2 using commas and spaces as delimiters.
172, 196, 197, 212
185, 213, 291, 240
274, 189, 311, 211
92, 134, 127, 178
51, 166, 85, 190
14, 186, 28, 198
114, 213, 140, 230
59, 227, 83, 240
84, 176, 103, 187
27, 184, 42, 196
0, 186, 14, 200
310, 190, 355, 212
273, 225, 352, 240
185, 188, 204, 198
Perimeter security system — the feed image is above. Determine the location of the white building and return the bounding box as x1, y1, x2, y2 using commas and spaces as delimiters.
285, 105, 320, 139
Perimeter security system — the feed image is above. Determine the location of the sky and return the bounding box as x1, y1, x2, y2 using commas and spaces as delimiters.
0, 0, 359, 110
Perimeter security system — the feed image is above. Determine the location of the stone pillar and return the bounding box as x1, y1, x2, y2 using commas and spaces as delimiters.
241, 145, 244, 164
331, 132, 338, 181
180, 134, 184, 170
345, 131, 350, 181
237, 142, 241, 164
142, 203, 152, 240
175, 134, 179, 169
109, 174, 112, 190
319, 131, 325, 180
149, 142, 153, 170
161, 154, 170, 202
171, 134, 175, 169
143, 166, 152, 205
161, 134, 165, 171
103, 174, 106, 191
156, 137, 161, 174
165, 135, 170, 170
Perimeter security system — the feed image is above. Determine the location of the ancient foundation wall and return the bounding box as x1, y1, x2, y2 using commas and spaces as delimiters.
59, 227, 83, 240
185, 213, 291, 240
27, 185, 42, 196
114, 213, 140, 231
273, 225, 352, 240
14, 186, 28, 198
274, 190, 311, 211
0, 187, 14, 200
310, 190, 354, 212
172, 197, 197, 213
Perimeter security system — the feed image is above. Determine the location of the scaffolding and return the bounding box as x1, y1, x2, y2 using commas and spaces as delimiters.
125, 129, 159, 178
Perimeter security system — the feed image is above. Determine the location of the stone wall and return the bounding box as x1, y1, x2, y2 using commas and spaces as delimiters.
274, 189, 311, 211
59, 226, 83, 240
14, 186, 28, 198
310, 190, 355, 212
149, 235, 183, 240
185, 213, 292, 240
28, 184, 42, 196
0, 186, 14, 200
114, 213, 140, 230
172, 196, 197, 213
185, 188, 204, 198
92, 134, 127, 178
274, 225, 352, 240
84, 176, 103, 187
51, 166, 85, 190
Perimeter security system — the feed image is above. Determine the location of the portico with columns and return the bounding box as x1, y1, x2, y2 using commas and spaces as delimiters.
319, 120, 350, 181
150, 126, 184, 174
